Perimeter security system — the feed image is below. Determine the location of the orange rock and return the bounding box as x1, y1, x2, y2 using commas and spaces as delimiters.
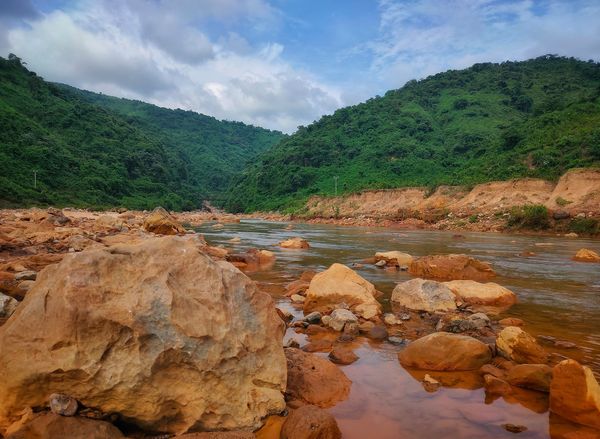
484, 374, 513, 396
0, 237, 286, 434
142, 207, 186, 235
281, 405, 342, 439
573, 248, 600, 263
279, 237, 310, 249
507, 364, 553, 392
285, 348, 351, 408
496, 327, 549, 364
303, 263, 381, 319
5, 413, 124, 439
408, 254, 496, 281
398, 332, 492, 371
550, 359, 600, 430
443, 280, 517, 308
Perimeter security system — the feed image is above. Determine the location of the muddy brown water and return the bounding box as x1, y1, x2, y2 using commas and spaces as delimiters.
195, 220, 600, 439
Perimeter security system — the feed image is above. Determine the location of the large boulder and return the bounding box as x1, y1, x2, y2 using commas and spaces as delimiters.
281, 405, 342, 439
506, 364, 553, 392
142, 207, 186, 235
408, 254, 496, 281
443, 280, 517, 309
496, 326, 548, 364
285, 348, 351, 408
391, 278, 456, 313
374, 251, 413, 266
550, 359, 600, 429
5, 413, 125, 439
303, 264, 381, 319
573, 248, 600, 263
398, 332, 492, 371
0, 237, 286, 434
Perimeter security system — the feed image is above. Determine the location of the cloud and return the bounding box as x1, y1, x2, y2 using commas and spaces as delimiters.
364, 0, 600, 91
1, 0, 340, 133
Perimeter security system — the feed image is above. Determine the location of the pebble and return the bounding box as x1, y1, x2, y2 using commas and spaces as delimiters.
290, 294, 305, 304
503, 424, 527, 433
304, 311, 322, 324
388, 337, 408, 346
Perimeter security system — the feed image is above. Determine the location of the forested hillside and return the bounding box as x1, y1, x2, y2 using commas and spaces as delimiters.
224, 56, 600, 212
0, 55, 283, 210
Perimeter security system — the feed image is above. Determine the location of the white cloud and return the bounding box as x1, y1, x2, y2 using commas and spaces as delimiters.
365, 0, 600, 91
1, 0, 340, 133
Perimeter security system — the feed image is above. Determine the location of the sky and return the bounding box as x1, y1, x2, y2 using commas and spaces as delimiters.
1, 0, 599, 133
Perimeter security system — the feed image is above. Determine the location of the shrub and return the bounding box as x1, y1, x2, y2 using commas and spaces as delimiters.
555, 196, 572, 206
569, 218, 600, 235
468, 214, 479, 223
507, 204, 550, 230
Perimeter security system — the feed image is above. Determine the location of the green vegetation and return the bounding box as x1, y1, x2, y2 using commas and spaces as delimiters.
0, 55, 283, 210
555, 196, 572, 206
507, 204, 550, 230
568, 218, 600, 235
224, 56, 600, 212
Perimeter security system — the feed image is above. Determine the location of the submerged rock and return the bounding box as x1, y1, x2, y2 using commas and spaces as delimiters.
550, 359, 600, 429
303, 264, 381, 319
398, 332, 492, 371
374, 251, 413, 266
329, 346, 359, 365
573, 248, 600, 263
408, 254, 496, 281
0, 237, 286, 434
142, 206, 185, 235
285, 348, 351, 408
391, 278, 456, 313
443, 280, 517, 309
281, 405, 342, 439
280, 237, 310, 249
496, 326, 549, 364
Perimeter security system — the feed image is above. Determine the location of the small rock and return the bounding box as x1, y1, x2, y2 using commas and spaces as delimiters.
281, 404, 342, 439
497, 326, 549, 364
14, 271, 36, 281
327, 309, 358, 332
304, 311, 322, 324
368, 325, 388, 341
358, 321, 375, 333
321, 315, 332, 326
0, 293, 19, 318
467, 312, 490, 329
506, 364, 552, 392
564, 232, 578, 238
375, 260, 387, 267
503, 424, 528, 433
329, 346, 359, 365
291, 294, 306, 304
280, 237, 310, 249
399, 313, 411, 321
303, 339, 333, 353
383, 313, 402, 326
573, 248, 600, 263
422, 374, 441, 392
49, 393, 78, 416
388, 337, 408, 346
554, 340, 577, 349
553, 210, 570, 220
480, 364, 506, 379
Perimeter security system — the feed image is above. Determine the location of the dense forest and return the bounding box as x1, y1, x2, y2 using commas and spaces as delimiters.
224, 56, 600, 212
0, 55, 283, 210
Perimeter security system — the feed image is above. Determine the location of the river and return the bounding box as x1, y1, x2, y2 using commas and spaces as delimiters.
196, 219, 600, 439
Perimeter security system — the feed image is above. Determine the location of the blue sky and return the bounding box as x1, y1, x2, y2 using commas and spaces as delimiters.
1, 0, 600, 132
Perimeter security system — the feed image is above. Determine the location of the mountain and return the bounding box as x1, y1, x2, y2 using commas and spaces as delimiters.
0, 54, 284, 210
224, 56, 600, 213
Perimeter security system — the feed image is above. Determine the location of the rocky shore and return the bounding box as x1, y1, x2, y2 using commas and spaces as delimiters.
0, 207, 599, 438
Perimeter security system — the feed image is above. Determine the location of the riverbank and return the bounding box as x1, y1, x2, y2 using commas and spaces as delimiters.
282, 168, 600, 236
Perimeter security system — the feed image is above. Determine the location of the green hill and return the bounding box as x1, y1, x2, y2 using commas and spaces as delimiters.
224, 56, 600, 213
0, 54, 284, 210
